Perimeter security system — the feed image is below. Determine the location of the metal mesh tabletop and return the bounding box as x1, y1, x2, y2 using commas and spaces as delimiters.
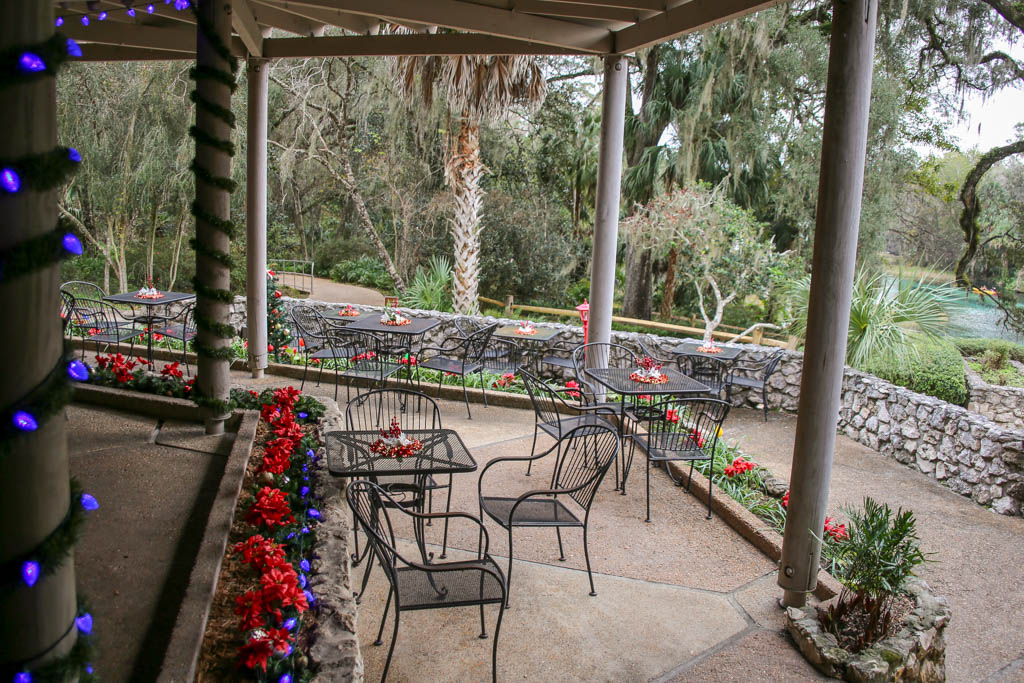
584, 367, 709, 396
104, 291, 195, 307
326, 429, 477, 477
670, 342, 743, 361
492, 325, 560, 341
344, 315, 442, 336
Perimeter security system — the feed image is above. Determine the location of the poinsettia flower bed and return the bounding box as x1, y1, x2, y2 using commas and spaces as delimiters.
196, 387, 325, 682
89, 353, 195, 397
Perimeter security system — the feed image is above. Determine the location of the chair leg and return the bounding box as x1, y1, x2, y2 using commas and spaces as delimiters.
582, 523, 597, 597
351, 507, 361, 565
505, 528, 514, 608
462, 374, 472, 419
491, 596, 506, 683
706, 470, 714, 520
426, 487, 433, 527
526, 425, 538, 477
374, 585, 393, 646
480, 369, 488, 407
645, 458, 651, 523
762, 385, 769, 422
380, 594, 401, 683
686, 462, 695, 492
356, 553, 374, 605
440, 475, 453, 559
555, 527, 565, 561
300, 354, 309, 391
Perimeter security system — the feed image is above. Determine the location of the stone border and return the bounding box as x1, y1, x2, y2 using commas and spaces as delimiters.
72, 382, 206, 422
157, 408, 259, 682
785, 576, 951, 681
965, 361, 1024, 430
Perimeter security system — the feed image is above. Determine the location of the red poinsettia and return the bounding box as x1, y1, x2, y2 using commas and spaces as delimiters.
665, 408, 680, 424
237, 635, 274, 671
564, 380, 581, 398
234, 590, 266, 630
824, 516, 849, 541
161, 362, 183, 379
245, 487, 295, 529
273, 386, 301, 408
724, 457, 755, 478
234, 535, 288, 571
782, 490, 789, 509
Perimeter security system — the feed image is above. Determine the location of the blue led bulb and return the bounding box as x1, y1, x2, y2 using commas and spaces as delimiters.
18, 53, 46, 73
13, 411, 38, 431
56, 16, 64, 26
22, 560, 40, 587
66, 38, 83, 58
0, 168, 19, 193
81, 493, 100, 510
68, 359, 90, 381
68, 147, 82, 163
63, 233, 84, 256
75, 612, 93, 635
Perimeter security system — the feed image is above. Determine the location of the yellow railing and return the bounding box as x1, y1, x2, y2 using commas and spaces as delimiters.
477, 296, 794, 348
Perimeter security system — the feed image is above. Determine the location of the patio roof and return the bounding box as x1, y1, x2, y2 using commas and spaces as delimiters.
56, 0, 784, 60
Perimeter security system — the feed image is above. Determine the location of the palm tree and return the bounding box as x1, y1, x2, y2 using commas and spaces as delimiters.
395, 50, 546, 314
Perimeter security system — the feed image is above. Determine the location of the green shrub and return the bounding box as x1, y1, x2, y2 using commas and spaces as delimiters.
981, 347, 1009, 372
864, 335, 967, 406
953, 337, 1024, 363
329, 256, 394, 291
400, 255, 453, 312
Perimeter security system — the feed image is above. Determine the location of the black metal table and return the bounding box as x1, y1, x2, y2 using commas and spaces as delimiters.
583, 367, 709, 493
492, 325, 560, 374
327, 428, 477, 588
103, 290, 195, 365
327, 309, 379, 327
670, 341, 743, 361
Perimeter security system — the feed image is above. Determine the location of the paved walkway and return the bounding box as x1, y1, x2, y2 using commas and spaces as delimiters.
306, 277, 384, 305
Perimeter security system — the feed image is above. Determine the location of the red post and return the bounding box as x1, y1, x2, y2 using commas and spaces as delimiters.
576, 299, 590, 345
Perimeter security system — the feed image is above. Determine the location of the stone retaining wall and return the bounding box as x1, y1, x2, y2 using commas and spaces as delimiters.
966, 366, 1024, 430
231, 296, 1024, 516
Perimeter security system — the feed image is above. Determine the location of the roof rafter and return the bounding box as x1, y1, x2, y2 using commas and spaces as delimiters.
75, 44, 195, 60
268, 1, 379, 34
614, 0, 781, 52
262, 32, 589, 57
62, 21, 195, 53
232, 0, 265, 54
278, 0, 614, 52
513, 0, 645, 25
249, 1, 326, 36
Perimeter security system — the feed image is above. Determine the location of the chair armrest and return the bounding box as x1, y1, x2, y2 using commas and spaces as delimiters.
477, 440, 561, 500
419, 338, 466, 357
396, 508, 493, 556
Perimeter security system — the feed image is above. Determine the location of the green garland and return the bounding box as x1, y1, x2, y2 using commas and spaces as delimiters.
187, 0, 240, 415
2, 600, 98, 682
0, 147, 80, 192
0, 33, 77, 91
0, 218, 77, 283
0, 478, 88, 600
0, 354, 74, 460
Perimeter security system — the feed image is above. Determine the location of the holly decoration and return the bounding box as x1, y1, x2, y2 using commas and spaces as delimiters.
267, 271, 291, 362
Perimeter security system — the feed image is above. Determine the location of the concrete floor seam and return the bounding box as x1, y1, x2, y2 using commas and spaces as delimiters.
648, 624, 766, 683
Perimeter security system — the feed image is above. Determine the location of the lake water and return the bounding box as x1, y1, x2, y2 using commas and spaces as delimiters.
944, 291, 1024, 342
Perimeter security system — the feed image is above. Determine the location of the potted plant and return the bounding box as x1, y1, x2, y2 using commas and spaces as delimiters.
786, 497, 950, 681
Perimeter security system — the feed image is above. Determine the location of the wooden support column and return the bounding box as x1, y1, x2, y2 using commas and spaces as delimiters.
587, 54, 627, 369
246, 56, 268, 379
0, 0, 78, 668
778, 0, 878, 607
194, 0, 234, 434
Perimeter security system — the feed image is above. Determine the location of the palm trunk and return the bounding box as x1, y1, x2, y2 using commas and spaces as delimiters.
0, 0, 79, 668
659, 246, 678, 320
445, 115, 485, 315
622, 240, 653, 319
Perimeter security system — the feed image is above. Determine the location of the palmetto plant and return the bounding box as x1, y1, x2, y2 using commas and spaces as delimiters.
785, 270, 960, 369
400, 255, 454, 312
394, 48, 546, 314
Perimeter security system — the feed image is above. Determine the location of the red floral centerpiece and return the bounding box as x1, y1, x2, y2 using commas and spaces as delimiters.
338, 304, 360, 317
370, 417, 423, 459
380, 306, 410, 326
514, 320, 536, 336
696, 342, 723, 354
135, 277, 164, 299
630, 356, 669, 384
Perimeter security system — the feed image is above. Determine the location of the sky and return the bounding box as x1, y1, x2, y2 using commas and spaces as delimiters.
947, 85, 1024, 152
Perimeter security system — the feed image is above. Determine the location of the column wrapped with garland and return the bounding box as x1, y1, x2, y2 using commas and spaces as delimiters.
189, 0, 237, 435
0, 2, 98, 680
267, 271, 292, 363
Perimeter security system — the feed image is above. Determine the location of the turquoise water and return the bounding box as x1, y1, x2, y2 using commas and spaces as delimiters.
943, 290, 1024, 343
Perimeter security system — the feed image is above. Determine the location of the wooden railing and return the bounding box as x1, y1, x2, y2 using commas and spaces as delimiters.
478, 295, 796, 348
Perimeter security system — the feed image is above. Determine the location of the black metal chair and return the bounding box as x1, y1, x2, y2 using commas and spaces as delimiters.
628, 397, 730, 521
60, 291, 76, 335
571, 342, 636, 413
677, 353, 730, 399
454, 318, 524, 376
478, 424, 619, 606
345, 390, 454, 574
540, 336, 580, 373
726, 349, 784, 421
60, 280, 106, 300
70, 297, 141, 360
291, 305, 363, 398
347, 480, 507, 683
418, 322, 498, 418
520, 369, 613, 476
334, 328, 402, 402
154, 302, 197, 375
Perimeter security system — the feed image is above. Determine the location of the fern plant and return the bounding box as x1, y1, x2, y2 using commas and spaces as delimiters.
400, 256, 454, 312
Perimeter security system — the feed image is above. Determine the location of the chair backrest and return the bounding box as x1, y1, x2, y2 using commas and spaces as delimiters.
520, 370, 567, 431
549, 424, 619, 511
346, 389, 442, 432
641, 397, 730, 457
572, 342, 638, 403
346, 480, 402, 579
679, 354, 730, 389
60, 280, 105, 300
453, 316, 484, 338
60, 291, 76, 333
761, 349, 785, 379
462, 322, 498, 363
290, 304, 325, 341
71, 297, 122, 333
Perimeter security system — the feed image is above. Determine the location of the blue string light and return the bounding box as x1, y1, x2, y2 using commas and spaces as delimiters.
63, 232, 84, 256
55, 16, 64, 26
66, 38, 82, 58
299, 559, 310, 572
80, 493, 99, 511
307, 508, 320, 520
297, 411, 308, 419
22, 560, 40, 587
174, 0, 190, 9
127, 7, 136, 17
283, 617, 297, 631
1, 167, 20, 193
305, 449, 314, 457
14, 672, 31, 683
13, 411, 39, 432
67, 359, 90, 381
80, 15, 89, 26
147, 4, 155, 13
303, 589, 314, 605
298, 574, 307, 589
18, 53, 46, 73
75, 612, 93, 635
85, 665, 93, 675
300, 486, 309, 497
68, 147, 81, 163
97, 11, 107, 21
279, 675, 292, 683
300, 526, 309, 535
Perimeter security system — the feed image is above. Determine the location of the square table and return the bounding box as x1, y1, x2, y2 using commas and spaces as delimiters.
584, 366, 709, 493
670, 340, 743, 361
327, 428, 477, 570
344, 314, 442, 373
492, 325, 560, 374
104, 290, 195, 365
326, 309, 379, 326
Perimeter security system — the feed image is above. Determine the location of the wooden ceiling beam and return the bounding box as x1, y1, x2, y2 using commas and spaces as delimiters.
614, 0, 782, 52
512, 0, 645, 25
279, 0, 613, 52
74, 43, 195, 60
232, 0, 265, 54
268, 1, 378, 34
61, 20, 195, 52
261, 32, 589, 57
249, 1, 326, 36
538, 0, 666, 10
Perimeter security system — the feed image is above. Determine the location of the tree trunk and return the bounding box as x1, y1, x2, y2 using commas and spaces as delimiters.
622, 239, 653, 319
659, 246, 678, 320
168, 204, 187, 291
955, 138, 1024, 287
194, 0, 234, 434
446, 115, 485, 315
104, 220, 112, 293
0, 0, 79, 669
147, 194, 158, 286
291, 178, 307, 260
